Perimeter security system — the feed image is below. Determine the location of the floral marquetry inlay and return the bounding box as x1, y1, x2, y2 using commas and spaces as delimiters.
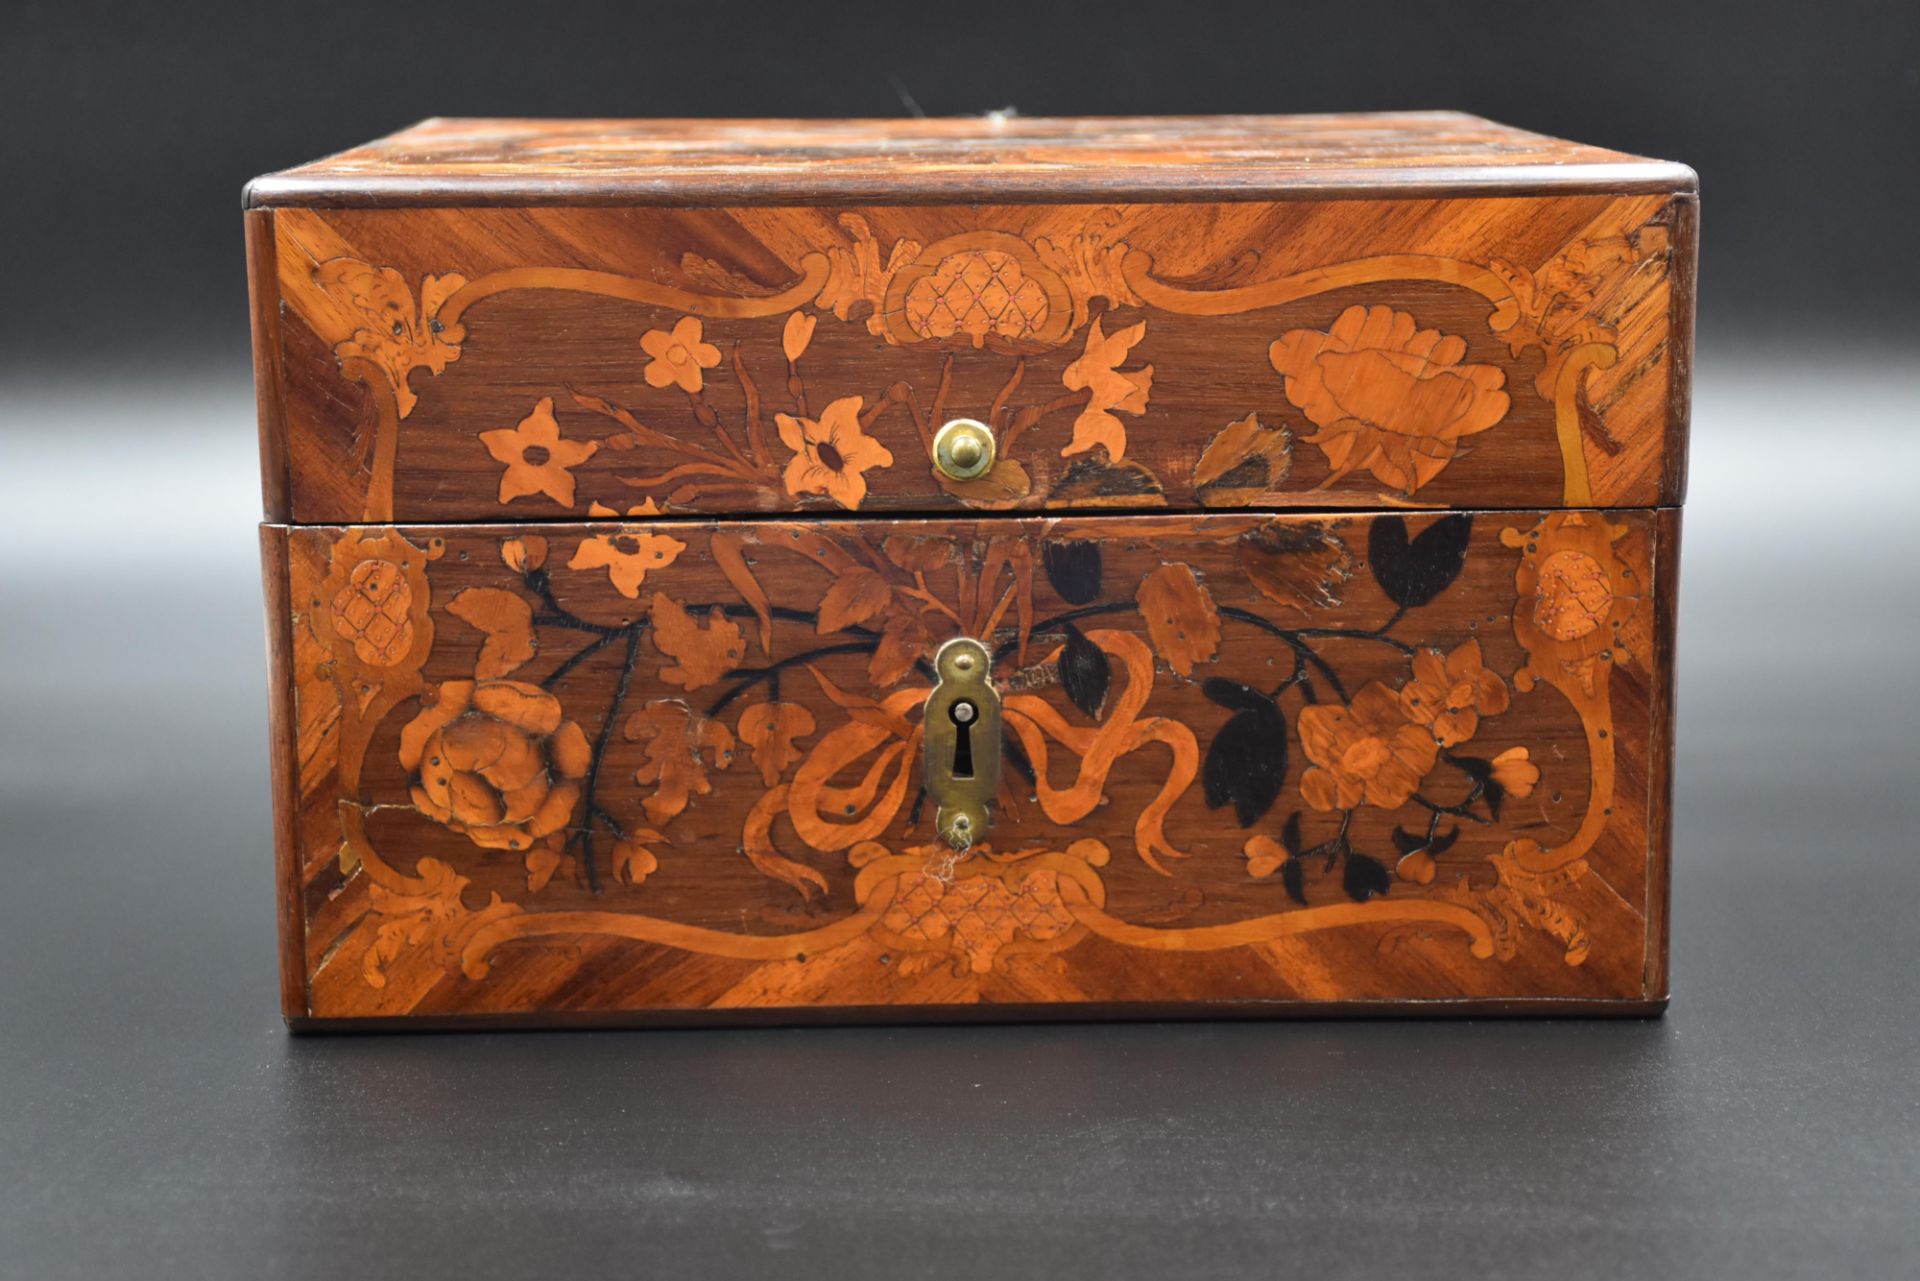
330, 559, 416, 668
280, 504, 1668, 1019
878, 867, 1079, 975
900, 248, 1056, 346
1533, 551, 1614, 642
279, 195, 1678, 522
259, 122, 1688, 1023
1269, 306, 1510, 497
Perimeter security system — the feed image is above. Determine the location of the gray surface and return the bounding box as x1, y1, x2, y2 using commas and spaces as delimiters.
2, 351, 1918, 1279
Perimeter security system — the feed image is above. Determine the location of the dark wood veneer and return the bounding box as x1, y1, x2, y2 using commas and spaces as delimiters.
250, 114, 1691, 1026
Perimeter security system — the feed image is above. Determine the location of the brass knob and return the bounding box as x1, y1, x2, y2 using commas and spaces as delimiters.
933, 418, 995, 481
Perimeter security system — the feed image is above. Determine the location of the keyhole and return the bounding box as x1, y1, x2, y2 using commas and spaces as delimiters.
949, 700, 977, 779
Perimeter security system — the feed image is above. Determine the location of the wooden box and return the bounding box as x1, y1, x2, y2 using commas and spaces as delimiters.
247, 114, 1695, 1028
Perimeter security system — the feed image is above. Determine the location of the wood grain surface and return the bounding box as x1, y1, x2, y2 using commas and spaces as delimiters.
268, 509, 1674, 1024
256, 191, 1693, 523
251, 114, 1692, 1025
245, 113, 1696, 206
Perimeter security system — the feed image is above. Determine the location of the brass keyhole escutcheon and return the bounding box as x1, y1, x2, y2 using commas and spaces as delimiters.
949, 699, 977, 778
924, 638, 1000, 850
933, 418, 996, 482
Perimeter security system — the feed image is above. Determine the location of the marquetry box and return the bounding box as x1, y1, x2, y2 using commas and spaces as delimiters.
247, 114, 1695, 1028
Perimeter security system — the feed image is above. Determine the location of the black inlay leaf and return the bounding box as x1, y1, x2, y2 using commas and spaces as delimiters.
1281, 812, 1303, 858
1450, 754, 1504, 818
1394, 822, 1462, 856
1453, 755, 1492, 783
1058, 623, 1110, 719
1202, 684, 1288, 827
1343, 853, 1391, 902
1367, 514, 1472, 609
1281, 858, 1307, 905
1203, 677, 1274, 714
1042, 539, 1103, 604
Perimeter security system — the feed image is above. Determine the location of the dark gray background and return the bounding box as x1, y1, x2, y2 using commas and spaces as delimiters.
2, 2, 1917, 1277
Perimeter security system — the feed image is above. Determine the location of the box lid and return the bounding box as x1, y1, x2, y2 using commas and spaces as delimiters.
247, 112, 1695, 207
246, 114, 1695, 523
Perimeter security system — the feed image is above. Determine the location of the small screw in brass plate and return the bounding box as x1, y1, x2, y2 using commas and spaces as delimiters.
933, 418, 996, 482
